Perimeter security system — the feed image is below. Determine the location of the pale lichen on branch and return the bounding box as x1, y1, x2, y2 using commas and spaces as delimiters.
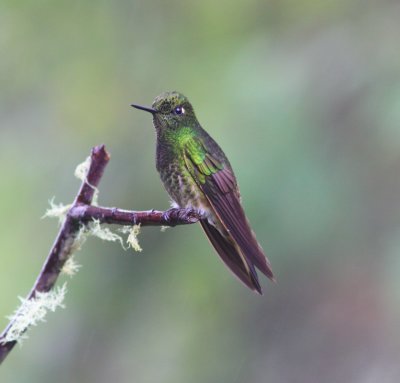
2, 284, 67, 344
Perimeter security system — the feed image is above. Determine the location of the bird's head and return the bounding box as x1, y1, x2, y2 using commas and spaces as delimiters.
132, 91, 197, 132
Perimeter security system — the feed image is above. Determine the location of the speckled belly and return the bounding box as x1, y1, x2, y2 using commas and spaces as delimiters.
159, 162, 211, 216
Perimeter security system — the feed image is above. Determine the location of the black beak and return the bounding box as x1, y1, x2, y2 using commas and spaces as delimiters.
131, 103, 158, 114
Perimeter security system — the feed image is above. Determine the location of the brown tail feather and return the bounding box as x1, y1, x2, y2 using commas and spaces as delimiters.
209, 192, 274, 280
200, 219, 263, 294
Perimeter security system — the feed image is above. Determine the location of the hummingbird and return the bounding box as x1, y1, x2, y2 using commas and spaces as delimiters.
131, 91, 274, 294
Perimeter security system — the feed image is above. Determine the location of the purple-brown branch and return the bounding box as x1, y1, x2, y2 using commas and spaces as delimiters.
0, 144, 200, 365
69, 205, 200, 226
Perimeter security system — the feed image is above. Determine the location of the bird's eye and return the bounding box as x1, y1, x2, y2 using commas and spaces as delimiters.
174, 106, 184, 115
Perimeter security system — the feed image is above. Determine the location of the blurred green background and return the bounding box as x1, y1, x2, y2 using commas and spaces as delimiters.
1, 1, 400, 382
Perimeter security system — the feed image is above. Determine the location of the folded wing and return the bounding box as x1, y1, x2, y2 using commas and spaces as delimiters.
184, 135, 274, 292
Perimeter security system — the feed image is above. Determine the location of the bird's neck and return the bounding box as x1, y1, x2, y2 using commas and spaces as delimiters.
157, 125, 198, 151
155, 125, 198, 171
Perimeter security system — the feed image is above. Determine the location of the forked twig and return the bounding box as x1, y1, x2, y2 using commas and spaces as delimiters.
0, 145, 200, 364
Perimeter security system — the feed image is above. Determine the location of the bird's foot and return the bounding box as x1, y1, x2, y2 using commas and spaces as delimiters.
162, 208, 201, 226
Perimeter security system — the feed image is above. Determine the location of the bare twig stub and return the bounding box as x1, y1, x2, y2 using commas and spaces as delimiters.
0, 145, 200, 364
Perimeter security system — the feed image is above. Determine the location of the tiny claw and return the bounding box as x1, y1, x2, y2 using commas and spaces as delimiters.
183, 209, 201, 223
162, 208, 178, 225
